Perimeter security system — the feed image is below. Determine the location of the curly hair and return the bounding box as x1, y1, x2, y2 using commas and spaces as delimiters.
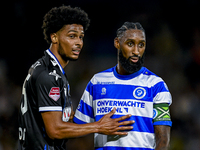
116, 22, 145, 38
42, 5, 90, 44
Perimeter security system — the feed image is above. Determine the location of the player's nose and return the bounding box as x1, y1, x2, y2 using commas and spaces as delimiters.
132, 46, 139, 55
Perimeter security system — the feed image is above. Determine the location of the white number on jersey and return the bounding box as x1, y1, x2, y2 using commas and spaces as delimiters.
21, 74, 31, 115
19, 127, 26, 140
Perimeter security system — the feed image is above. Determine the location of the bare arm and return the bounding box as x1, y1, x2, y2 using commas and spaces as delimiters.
154, 125, 171, 150
41, 108, 134, 139
66, 134, 94, 150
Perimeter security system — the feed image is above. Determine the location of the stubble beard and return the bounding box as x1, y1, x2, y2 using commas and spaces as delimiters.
58, 44, 78, 62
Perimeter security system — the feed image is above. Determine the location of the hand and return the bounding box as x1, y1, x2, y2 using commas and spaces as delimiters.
97, 108, 135, 135
68, 105, 75, 123
69, 110, 75, 123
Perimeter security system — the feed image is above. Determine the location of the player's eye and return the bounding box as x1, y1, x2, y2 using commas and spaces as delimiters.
69, 34, 75, 39
139, 42, 145, 48
127, 42, 134, 47
79, 35, 84, 40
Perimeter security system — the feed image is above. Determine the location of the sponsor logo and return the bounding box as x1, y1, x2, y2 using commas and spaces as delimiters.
101, 87, 106, 95
133, 87, 146, 99
49, 87, 60, 101
51, 60, 57, 66
96, 100, 145, 114
97, 81, 115, 84
31, 61, 41, 69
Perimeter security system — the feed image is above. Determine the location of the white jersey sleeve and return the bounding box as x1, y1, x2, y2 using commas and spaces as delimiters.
74, 80, 95, 124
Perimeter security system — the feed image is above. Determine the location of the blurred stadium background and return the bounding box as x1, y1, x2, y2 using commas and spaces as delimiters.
1, 0, 200, 149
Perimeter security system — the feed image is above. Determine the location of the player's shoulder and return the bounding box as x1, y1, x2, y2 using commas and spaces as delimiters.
93, 67, 114, 78
141, 67, 165, 85
88, 67, 114, 84
29, 58, 62, 86
28, 58, 46, 79
141, 67, 158, 77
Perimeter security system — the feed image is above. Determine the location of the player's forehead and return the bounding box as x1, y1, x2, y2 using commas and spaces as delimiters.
60, 24, 84, 34
122, 29, 145, 41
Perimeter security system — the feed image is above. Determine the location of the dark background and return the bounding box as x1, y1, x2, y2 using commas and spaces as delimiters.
1, 0, 200, 149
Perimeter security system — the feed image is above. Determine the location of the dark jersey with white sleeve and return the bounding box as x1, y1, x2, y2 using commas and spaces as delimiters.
18, 49, 72, 150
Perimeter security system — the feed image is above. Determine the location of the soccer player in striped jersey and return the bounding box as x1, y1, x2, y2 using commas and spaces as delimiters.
74, 22, 172, 150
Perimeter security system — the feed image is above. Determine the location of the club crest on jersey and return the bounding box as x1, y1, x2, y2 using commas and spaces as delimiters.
49, 87, 60, 101
133, 87, 146, 99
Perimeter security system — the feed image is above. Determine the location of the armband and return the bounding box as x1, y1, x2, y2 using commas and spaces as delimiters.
153, 103, 171, 123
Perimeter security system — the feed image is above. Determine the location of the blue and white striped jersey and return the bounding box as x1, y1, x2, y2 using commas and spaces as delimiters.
74, 66, 172, 150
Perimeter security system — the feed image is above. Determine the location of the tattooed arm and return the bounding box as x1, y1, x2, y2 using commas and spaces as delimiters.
154, 125, 171, 150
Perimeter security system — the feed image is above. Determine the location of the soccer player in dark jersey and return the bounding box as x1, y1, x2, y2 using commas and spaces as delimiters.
17, 6, 134, 150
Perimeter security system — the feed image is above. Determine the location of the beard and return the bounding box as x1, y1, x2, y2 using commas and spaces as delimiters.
118, 50, 144, 74
58, 45, 78, 62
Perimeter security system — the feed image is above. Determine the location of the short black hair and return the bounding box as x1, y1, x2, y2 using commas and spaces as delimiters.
42, 5, 90, 44
116, 22, 145, 38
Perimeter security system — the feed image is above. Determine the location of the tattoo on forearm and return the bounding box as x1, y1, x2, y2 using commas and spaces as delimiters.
154, 125, 170, 150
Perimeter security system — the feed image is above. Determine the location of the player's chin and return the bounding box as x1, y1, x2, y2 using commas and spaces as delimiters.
69, 56, 79, 61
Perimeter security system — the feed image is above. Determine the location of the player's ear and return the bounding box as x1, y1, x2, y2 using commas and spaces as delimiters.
114, 37, 120, 50
50, 33, 58, 44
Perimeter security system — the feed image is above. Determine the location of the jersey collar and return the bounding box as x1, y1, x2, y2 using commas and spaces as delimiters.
113, 65, 145, 80
46, 49, 65, 75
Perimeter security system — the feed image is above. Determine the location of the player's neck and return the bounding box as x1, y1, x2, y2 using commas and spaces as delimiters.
49, 45, 69, 69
